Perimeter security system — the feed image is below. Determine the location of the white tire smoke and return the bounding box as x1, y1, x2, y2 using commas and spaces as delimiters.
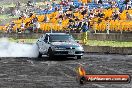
0, 38, 39, 57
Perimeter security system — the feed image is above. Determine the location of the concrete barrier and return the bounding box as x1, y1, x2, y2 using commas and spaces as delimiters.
0, 33, 81, 39
89, 33, 132, 41
1, 33, 43, 39
1, 33, 132, 42
83, 45, 132, 55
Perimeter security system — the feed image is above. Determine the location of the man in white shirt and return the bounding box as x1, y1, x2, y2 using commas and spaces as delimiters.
33, 21, 40, 33
21, 21, 25, 33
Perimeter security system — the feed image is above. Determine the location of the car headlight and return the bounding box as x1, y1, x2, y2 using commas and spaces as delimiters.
76, 46, 84, 51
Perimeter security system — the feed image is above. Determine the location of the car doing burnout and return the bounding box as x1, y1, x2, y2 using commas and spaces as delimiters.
36, 33, 84, 59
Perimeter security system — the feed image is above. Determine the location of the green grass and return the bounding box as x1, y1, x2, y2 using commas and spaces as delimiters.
86, 40, 132, 47
0, 38, 37, 43
0, 15, 18, 19
0, 15, 8, 19
8, 38, 37, 43
0, 38, 132, 47
0, 3, 15, 8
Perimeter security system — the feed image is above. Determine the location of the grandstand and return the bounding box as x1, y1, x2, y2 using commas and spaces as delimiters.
0, 0, 132, 33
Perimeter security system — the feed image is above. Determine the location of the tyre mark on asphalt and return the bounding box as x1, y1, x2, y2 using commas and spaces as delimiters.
58, 63, 107, 88
0, 56, 132, 88
98, 65, 123, 74
56, 67, 75, 79
40, 61, 59, 76
27, 60, 35, 66
102, 60, 132, 74
92, 84, 105, 88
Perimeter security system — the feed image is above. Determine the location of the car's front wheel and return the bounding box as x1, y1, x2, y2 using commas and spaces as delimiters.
77, 56, 82, 59
74, 56, 82, 60
48, 47, 54, 59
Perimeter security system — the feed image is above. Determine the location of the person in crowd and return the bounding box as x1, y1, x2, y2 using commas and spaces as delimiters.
29, 13, 33, 18
106, 20, 110, 34
74, 21, 79, 33
13, 8, 21, 17
32, 16, 38, 23
68, 18, 75, 32
127, 0, 132, 9
94, 0, 98, 4
20, 21, 25, 33
112, 11, 120, 20
27, 1, 33, 7
59, 6, 64, 14
15, 1, 21, 9
81, 22, 89, 44
76, 21, 82, 32
97, 10, 105, 18
89, 12, 95, 19
0, 6, 4, 14
20, 11, 28, 18
70, 22, 77, 33
60, 0, 68, 6
33, 21, 40, 33
98, 0, 103, 4
1, 0, 132, 33
16, 28, 21, 33
6, 25, 12, 33
126, 12, 132, 20
123, 0, 129, 9
43, 15, 50, 22
81, 7, 88, 17
7, 22, 15, 33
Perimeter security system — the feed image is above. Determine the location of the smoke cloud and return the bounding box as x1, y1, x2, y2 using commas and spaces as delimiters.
0, 38, 39, 57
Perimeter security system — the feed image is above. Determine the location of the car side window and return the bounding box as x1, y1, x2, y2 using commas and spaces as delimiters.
44, 34, 48, 43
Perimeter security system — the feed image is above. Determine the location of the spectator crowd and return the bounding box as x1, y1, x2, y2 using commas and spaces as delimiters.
0, 0, 132, 33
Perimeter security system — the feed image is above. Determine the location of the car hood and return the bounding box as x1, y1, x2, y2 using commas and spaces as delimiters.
51, 42, 81, 48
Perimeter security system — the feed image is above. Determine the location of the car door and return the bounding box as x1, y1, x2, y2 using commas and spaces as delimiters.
38, 34, 51, 54
37, 35, 45, 54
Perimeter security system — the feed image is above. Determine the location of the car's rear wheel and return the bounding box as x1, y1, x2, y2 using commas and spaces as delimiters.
38, 52, 42, 58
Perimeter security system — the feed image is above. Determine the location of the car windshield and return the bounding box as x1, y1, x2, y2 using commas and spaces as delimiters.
49, 35, 75, 42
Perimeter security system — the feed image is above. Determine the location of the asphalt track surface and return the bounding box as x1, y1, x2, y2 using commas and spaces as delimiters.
0, 54, 132, 88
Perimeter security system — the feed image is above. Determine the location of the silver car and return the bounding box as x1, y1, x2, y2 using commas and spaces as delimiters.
36, 33, 84, 59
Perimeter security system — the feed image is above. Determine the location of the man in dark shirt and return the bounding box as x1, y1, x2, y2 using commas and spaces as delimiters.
98, 12, 104, 18
98, 0, 102, 4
